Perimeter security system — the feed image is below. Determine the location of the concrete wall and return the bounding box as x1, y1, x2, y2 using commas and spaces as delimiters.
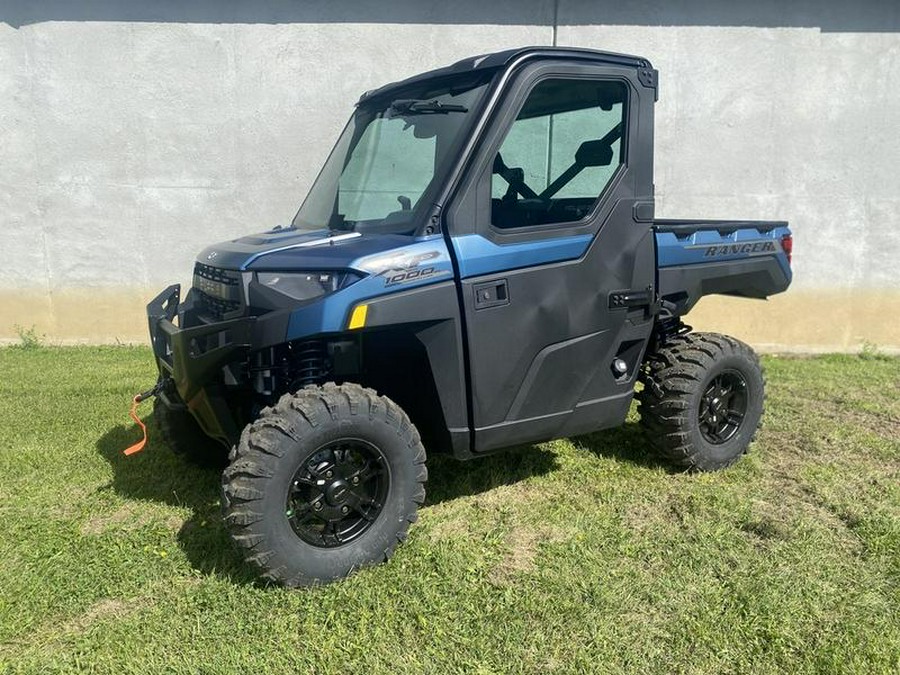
2, 0, 899, 351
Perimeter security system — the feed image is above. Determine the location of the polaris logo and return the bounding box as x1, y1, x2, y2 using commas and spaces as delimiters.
693, 240, 777, 258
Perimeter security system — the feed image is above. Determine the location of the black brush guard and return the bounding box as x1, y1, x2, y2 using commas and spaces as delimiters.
147, 284, 255, 444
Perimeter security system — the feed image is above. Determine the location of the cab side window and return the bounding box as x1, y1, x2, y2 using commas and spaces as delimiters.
491, 79, 627, 228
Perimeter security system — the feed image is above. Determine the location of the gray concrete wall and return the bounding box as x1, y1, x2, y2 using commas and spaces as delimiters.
1, 1, 899, 350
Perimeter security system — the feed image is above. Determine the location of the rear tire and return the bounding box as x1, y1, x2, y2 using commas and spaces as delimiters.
637, 332, 765, 471
221, 382, 427, 586
154, 399, 228, 467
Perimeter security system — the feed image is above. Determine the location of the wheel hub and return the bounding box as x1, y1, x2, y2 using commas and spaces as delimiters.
325, 479, 350, 505
698, 370, 748, 445
285, 439, 388, 548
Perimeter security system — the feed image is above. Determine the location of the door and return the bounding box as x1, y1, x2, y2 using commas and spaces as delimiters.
446, 63, 657, 452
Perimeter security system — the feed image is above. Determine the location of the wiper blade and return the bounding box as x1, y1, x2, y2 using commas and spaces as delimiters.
390, 99, 468, 115
327, 212, 356, 232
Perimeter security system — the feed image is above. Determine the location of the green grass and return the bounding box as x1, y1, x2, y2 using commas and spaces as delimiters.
0, 347, 897, 674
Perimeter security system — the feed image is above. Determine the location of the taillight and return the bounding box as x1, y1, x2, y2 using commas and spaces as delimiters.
781, 234, 793, 265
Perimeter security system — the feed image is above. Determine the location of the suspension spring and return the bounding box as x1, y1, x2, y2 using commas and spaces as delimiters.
293, 340, 328, 387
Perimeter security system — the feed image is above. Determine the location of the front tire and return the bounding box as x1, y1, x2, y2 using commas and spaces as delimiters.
221, 382, 427, 586
154, 399, 228, 467
637, 332, 765, 471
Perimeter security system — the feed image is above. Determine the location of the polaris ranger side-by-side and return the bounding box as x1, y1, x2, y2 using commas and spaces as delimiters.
143, 47, 792, 586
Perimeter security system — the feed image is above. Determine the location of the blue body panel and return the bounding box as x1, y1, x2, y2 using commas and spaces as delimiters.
197, 225, 597, 343
451, 233, 593, 278
655, 225, 792, 280
195, 221, 791, 345
197, 227, 452, 340
282, 236, 455, 340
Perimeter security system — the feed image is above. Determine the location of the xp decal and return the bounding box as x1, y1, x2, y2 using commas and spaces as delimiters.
381, 265, 448, 287
357, 247, 452, 287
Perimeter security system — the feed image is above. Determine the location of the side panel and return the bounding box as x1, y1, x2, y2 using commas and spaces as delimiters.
362, 281, 469, 455
655, 223, 791, 277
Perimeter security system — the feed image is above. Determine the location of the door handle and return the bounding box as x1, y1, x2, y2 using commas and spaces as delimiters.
473, 279, 509, 309
608, 285, 659, 317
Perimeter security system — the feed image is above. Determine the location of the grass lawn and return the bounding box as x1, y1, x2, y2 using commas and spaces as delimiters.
0, 346, 897, 674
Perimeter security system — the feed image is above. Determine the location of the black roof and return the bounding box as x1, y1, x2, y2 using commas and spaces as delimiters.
358, 46, 652, 104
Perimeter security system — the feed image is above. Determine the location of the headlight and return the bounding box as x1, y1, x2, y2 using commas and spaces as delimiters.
256, 271, 360, 301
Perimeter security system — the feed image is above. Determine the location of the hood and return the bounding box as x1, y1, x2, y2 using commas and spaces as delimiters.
197, 228, 422, 273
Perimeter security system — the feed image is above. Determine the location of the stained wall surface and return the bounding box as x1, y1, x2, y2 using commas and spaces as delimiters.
1, 1, 898, 350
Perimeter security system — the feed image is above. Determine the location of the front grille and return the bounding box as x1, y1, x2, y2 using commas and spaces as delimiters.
195, 263, 241, 286
193, 263, 243, 320
196, 294, 241, 318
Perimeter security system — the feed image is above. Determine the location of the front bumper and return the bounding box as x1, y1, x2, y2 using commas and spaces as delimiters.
147, 284, 255, 444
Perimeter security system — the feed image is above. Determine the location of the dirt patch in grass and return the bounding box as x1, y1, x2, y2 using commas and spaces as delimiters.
808, 400, 900, 438
60, 598, 136, 635
621, 499, 680, 534
9, 596, 144, 654
423, 515, 470, 543
81, 503, 183, 536
488, 525, 571, 584
739, 497, 796, 543
753, 439, 895, 555
471, 481, 549, 514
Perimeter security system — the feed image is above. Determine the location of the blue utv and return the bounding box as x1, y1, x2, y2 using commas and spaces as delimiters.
144, 48, 792, 585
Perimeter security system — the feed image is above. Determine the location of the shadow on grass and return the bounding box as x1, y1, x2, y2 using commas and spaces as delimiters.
573, 421, 674, 473
425, 444, 559, 506
96, 421, 259, 585
95, 416, 562, 583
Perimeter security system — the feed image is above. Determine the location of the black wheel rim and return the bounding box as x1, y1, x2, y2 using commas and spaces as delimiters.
698, 369, 748, 445
285, 439, 389, 548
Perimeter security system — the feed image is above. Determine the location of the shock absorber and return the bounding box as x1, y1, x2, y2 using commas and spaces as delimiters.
292, 340, 328, 388
652, 300, 692, 350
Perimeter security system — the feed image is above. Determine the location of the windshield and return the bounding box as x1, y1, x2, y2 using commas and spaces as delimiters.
292, 73, 494, 235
